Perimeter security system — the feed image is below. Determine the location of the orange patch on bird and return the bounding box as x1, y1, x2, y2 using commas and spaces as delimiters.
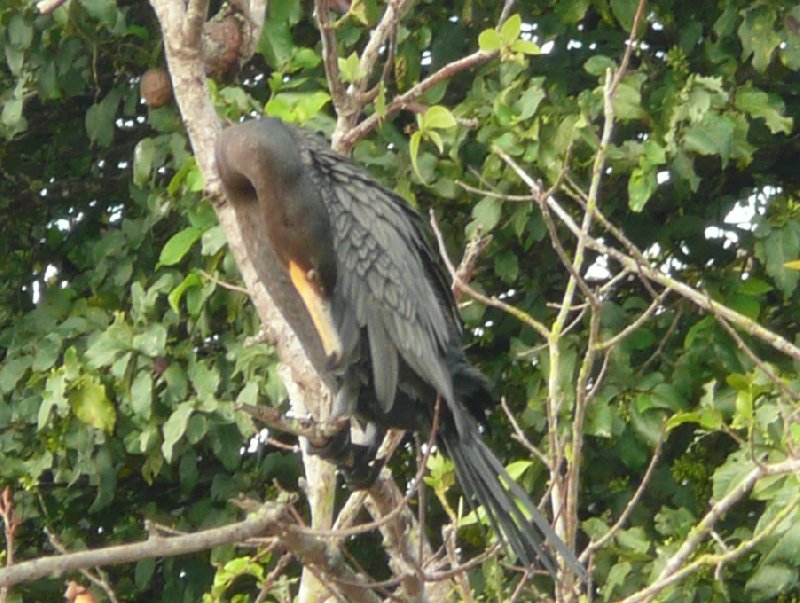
288, 260, 342, 366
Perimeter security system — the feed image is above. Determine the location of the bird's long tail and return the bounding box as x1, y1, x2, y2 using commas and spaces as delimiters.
440, 421, 586, 581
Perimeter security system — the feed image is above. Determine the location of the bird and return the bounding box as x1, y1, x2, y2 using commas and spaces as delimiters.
215, 117, 585, 580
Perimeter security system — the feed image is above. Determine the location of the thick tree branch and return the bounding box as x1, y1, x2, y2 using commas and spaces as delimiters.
0, 504, 286, 588
148, 3, 341, 601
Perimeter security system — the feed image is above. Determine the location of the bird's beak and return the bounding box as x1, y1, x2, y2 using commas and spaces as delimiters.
288, 261, 343, 369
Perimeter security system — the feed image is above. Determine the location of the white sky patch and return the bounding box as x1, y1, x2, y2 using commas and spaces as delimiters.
108, 204, 124, 223
242, 428, 270, 455
540, 40, 555, 54
586, 253, 610, 281
657, 171, 670, 184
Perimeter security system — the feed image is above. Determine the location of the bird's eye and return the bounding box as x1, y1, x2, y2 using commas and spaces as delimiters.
306, 268, 319, 285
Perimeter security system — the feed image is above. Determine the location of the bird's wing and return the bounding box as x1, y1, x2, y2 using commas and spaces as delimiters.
296, 129, 459, 412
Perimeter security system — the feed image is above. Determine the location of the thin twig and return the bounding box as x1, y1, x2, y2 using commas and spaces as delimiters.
542, 192, 800, 363
499, 397, 550, 467
430, 210, 550, 339
596, 288, 671, 350
45, 530, 120, 603
580, 432, 666, 562
339, 50, 496, 151
239, 404, 350, 449
708, 298, 800, 403
315, 0, 348, 117
199, 269, 250, 294
255, 552, 293, 603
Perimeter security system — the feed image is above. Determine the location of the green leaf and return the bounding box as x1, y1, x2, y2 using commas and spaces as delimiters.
89, 446, 117, 512
168, 272, 203, 315
32, 334, 63, 372
584, 55, 616, 77
85, 89, 122, 147
745, 564, 797, 601
738, 8, 781, 72
201, 225, 228, 256
713, 454, 756, 500
1, 99, 24, 128
70, 377, 116, 433
135, 558, 156, 589
0, 357, 32, 393
85, 316, 132, 369
555, 0, 590, 24
8, 14, 33, 49
505, 460, 532, 480
683, 115, 734, 166
494, 249, 519, 282
735, 88, 793, 135
612, 81, 646, 120
610, 0, 637, 30
131, 371, 152, 418
409, 131, 423, 181
500, 15, 522, 45
478, 29, 502, 52
756, 225, 800, 297
338, 52, 363, 84
511, 39, 540, 55
162, 401, 194, 463
422, 106, 457, 130
39, 372, 67, 430
158, 226, 203, 267
628, 165, 657, 211
472, 197, 502, 231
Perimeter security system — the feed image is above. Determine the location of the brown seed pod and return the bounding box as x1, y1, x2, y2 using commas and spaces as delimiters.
64, 581, 96, 602
203, 13, 244, 80
140, 68, 173, 109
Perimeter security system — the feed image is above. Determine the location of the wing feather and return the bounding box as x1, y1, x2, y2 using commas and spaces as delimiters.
295, 128, 458, 410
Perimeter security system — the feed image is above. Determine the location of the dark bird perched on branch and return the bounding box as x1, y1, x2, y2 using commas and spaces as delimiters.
216, 118, 585, 580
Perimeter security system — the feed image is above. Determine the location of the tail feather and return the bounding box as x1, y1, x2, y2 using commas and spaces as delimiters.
441, 423, 586, 581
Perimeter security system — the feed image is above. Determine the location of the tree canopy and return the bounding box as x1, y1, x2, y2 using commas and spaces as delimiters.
1, 0, 799, 601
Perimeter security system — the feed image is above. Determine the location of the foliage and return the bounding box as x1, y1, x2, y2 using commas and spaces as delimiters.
1, 0, 800, 601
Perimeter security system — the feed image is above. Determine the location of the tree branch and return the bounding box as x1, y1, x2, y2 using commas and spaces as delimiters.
339, 49, 496, 152
0, 503, 286, 588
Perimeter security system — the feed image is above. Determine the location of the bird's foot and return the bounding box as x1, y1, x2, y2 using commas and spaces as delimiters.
339, 443, 384, 489
306, 426, 352, 459
305, 425, 383, 489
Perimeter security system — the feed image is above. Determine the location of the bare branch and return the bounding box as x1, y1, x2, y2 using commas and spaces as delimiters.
534, 189, 800, 364
339, 50, 496, 152
355, 0, 411, 92
239, 403, 349, 448
499, 397, 550, 467
316, 0, 349, 120
596, 289, 671, 350
0, 504, 285, 588
430, 210, 550, 339
621, 490, 800, 603
581, 432, 666, 562
655, 459, 800, 588
184, 0, 209, 48
46, 531, 119, 603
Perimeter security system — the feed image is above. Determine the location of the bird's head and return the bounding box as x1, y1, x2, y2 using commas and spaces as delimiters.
217, 119, 343, 369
